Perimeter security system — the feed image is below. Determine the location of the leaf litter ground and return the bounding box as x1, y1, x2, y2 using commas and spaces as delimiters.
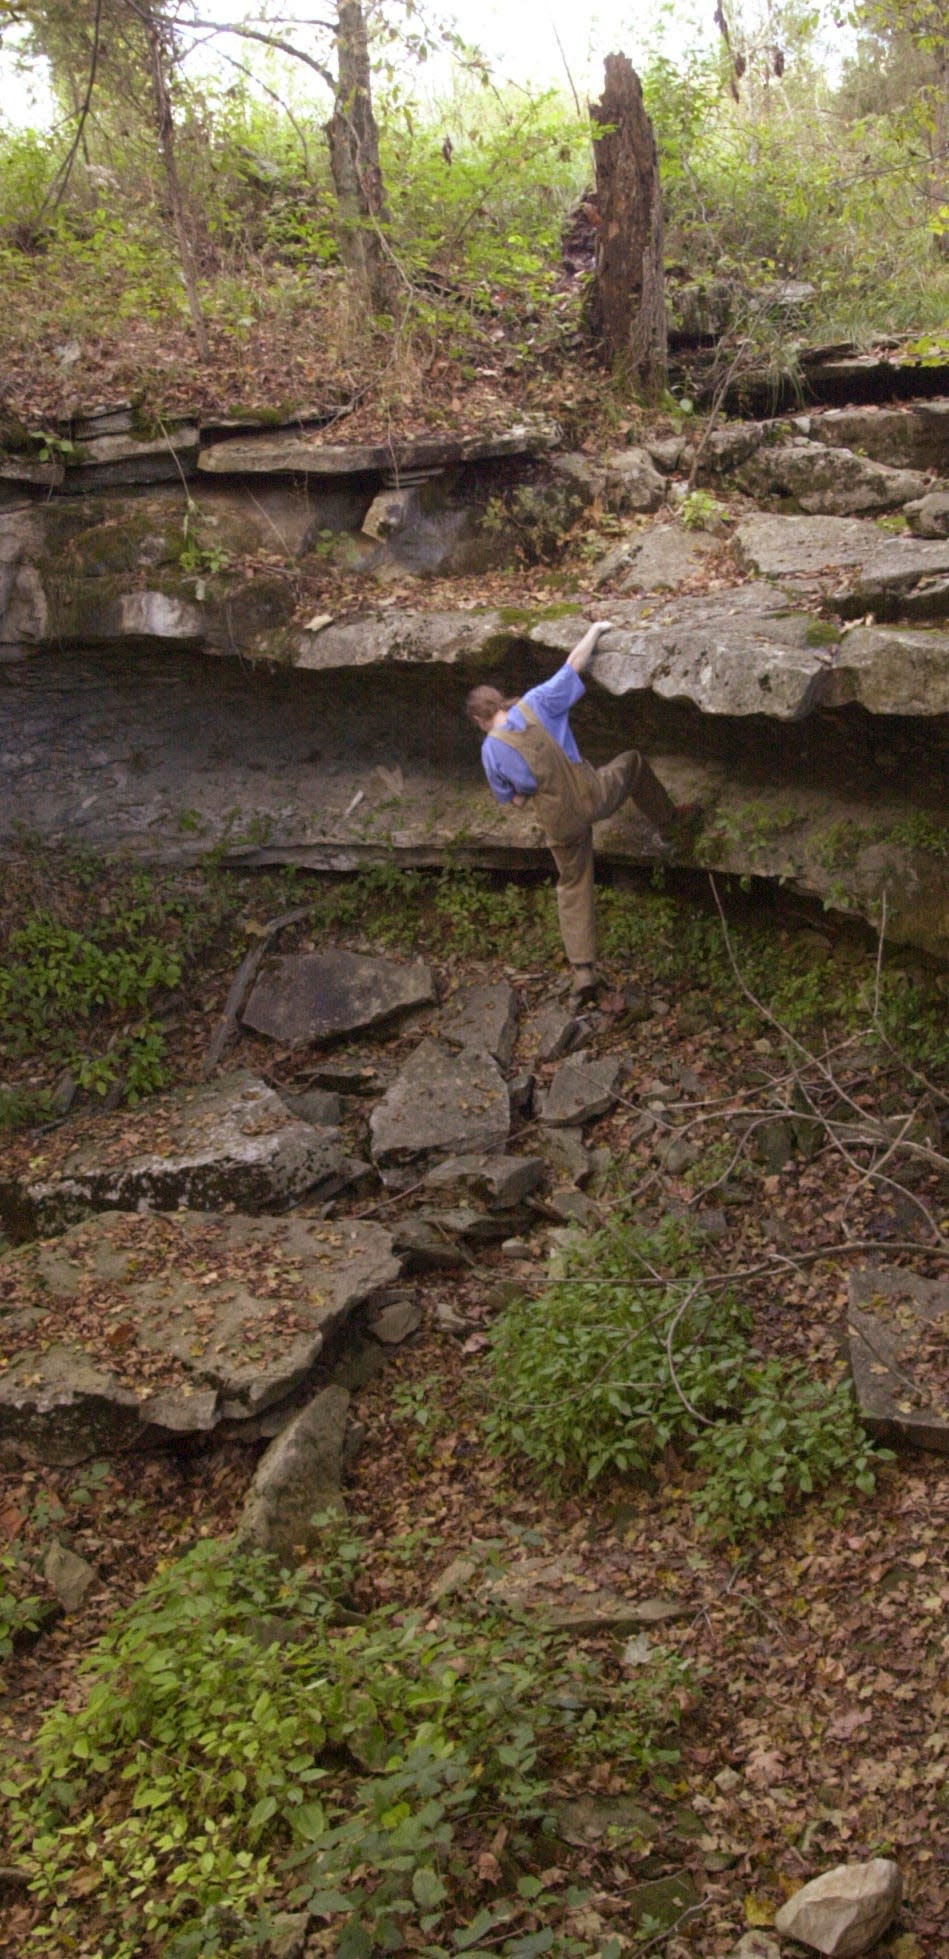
2, 863, 949, 1956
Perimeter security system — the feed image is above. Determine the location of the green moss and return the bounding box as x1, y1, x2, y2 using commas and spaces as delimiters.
496, 602, 579, 627
804, 619, 842, 647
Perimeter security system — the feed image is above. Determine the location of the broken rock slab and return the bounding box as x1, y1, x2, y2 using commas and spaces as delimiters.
424, 1153, 545, 1210
773, 1858, 902, 1957
847, 1264, 949, 1452
730, 438, 930, 516
540, 1049, 626, 1127
0, 1210, 399, 1464
0, 1072, 342, 1239
577, 584, 829, 720
592, 524, 718, 593
736, 513, 949, 620
437, 980, 519, 1069
236, 1384, 351, 1560
242, 948, 435, 1046
370, 1037, 510, 1180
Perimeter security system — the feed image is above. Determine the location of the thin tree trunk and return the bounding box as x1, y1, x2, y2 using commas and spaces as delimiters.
325, 0, 397, 313
588, 53, 667, 402
144, 13, 211, 360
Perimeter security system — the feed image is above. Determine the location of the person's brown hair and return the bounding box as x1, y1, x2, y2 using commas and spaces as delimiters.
465, 684, 517, 726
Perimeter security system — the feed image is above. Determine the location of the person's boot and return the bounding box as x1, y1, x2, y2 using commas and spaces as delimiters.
659, 802, 704, 859
569, 964, 598, 1004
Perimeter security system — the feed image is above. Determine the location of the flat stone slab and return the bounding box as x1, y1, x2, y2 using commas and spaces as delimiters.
295, 606, 505, 672
848, 1264, 949, 1452
540, 1049, 626, 1127
370, 1037, 510, 1175
0, 1211, 399, 1463
818, 622, 949, 714
593, 525, 718, 593
437, 980, 519, 1068
242, 949, 435, 1045
737, 513, 949, 618
802, 401, 949, 471
482, 1554, 689, 1634
0, 1072, 344, 1239
198, 418, 562, 476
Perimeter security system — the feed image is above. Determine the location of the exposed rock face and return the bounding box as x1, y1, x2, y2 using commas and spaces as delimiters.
800, 402, 949, 472
0, 1210, 399, 1463
370, 1038, 510, 1177
2, 401, 949, 963
729, 436, 929, 514
242, 949, 435, 1046
736, 513, 949, 617
905, 490, 949, 537
0, 1073, 343, 1238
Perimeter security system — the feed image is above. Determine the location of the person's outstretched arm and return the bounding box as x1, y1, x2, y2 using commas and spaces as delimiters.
567, 619, 614, 674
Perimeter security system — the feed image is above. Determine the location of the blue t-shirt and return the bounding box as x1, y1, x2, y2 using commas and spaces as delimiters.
481, 663, 585, 804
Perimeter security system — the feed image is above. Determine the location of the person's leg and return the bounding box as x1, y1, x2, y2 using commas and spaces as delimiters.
549, 828, 597, 980
592, 750, 702, 850
591, 750, 677, 829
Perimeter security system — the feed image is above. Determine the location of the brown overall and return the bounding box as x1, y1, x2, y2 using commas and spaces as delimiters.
491, 703, 677, 966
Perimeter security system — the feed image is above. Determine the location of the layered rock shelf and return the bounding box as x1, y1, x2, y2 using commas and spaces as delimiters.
2, 400, 948, 957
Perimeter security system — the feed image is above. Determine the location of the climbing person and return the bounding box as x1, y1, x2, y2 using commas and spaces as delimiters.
466, 619, 700, 1003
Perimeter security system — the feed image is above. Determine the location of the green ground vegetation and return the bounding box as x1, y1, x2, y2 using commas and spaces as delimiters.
3, 1526, 688, 1959
486, 1212, 886, 1529
3, 849, 948, 1129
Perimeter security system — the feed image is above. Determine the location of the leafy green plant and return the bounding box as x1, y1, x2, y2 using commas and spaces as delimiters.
178, 503, 231, 577
0, 857, 227, 1114
488, 1214, 887, 1535
888, 811, 949, 857
5, 1529, 688, 1958
680, 488, 730, 531
690, 1362, 887, 1539
487, 1215, 752, 1485
30, 429, 76, 464
0, 1551, 43, 1659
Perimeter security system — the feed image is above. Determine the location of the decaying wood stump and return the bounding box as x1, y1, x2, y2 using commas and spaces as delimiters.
588, 53, 667, 402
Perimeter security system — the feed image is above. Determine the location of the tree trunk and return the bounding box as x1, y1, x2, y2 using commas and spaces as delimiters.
144, 11, 211, 361
588, 54, 667, 401
326, 0, 398, 313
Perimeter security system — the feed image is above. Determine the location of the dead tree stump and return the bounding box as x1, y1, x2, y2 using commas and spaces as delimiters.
588, 53, 667, 402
